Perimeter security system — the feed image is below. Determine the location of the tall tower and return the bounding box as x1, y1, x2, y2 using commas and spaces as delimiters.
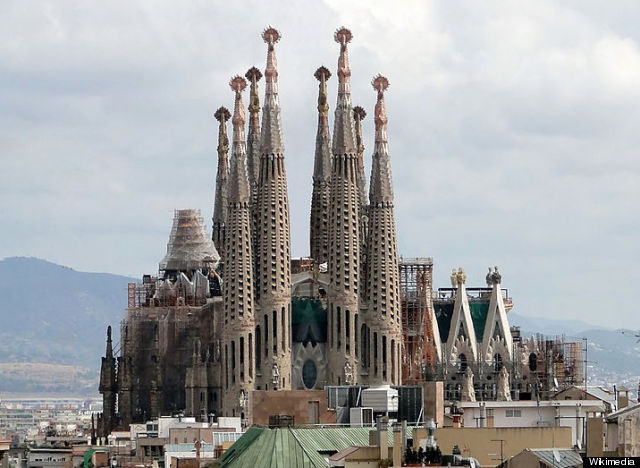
327, 27, 360, 385
99, 326, 116, 436
353, 105, 369, 302
365, 76, 402, 385
310, 66, 332, 263
222, 76, 256, 417
245, 66, 263, 285
353, 105, 368, 235
245, 67, 263, 197
255, 27, 292, 390
212, 107, 230, 255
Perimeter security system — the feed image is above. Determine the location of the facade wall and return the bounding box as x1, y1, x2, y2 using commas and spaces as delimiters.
250, 390, 335, 426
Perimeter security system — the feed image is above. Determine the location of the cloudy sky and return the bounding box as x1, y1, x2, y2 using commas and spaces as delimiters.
1, 0, 639, 329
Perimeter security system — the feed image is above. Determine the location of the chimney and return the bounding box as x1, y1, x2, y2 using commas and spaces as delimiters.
392, 426, 402, 467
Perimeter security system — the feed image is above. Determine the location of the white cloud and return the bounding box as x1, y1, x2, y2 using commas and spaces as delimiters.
0, 0, 638, 327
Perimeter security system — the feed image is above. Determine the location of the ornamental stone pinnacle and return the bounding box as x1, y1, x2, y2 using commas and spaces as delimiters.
255, 26, 292, 391
332, 27, 357, 155
327, 27, 360, 385
353, 105, 369, 301
365, 74, 402, 385
223, 74, 255, 416
310, 66, 332, 263
212, 107, 231, 254
369, 75, 393, 204
245, 66, 263, 305
260, 27, 284, 155
245, 67, 262, 195
229, 76, 250, 203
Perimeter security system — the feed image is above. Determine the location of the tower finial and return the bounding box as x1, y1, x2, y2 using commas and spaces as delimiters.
353, 105, 366, 155
230, 76, 247, 143
262, 27, 281, 96
214, 106, 231, 157
105, 326, 113, 358
315, 66, 331, 127
372, 75, 389, 144
335, 27, 353, 96
245, 67, 263, 119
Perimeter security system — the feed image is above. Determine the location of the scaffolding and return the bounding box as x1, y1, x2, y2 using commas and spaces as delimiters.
399, 257, 435, 385
531, 334, 585, 398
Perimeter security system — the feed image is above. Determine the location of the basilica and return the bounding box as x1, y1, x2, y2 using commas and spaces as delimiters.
99, 27, 583, 435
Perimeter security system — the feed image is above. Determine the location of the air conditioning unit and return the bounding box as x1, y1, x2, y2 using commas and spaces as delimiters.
350, 407, 374, 427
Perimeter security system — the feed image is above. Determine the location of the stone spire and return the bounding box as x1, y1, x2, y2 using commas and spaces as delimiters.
99, 326, 116, 436
245, 66, 263, 290
332, 27, 357, 155
245, 67, 263, 195
222, 76, 256, 416
212, 107, 231, 255
310, 66, 332, 263
365, 76, 402, 385
255, 27, 292, 391
327, 27, 360, 385
353, 105, 368, 209
353, 105, 369, 301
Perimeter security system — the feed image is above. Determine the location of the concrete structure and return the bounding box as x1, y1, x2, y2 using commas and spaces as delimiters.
458, 399, 605, 449
27, 449, 72, 468
604, 402, 640, 456
250, 390, 335, 426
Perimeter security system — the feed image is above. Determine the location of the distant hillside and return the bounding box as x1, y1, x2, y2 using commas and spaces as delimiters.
0, 257, 135, 394
508, 311, 610, 336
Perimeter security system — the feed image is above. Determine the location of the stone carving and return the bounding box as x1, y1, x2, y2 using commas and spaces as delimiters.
486, 266, 502, 286
451, 268, 467, 287
497, 366, 512, 401
462, 367, 476, 402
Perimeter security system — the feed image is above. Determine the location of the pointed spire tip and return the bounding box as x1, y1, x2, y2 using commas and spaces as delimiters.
245, 66, 263, 82
262, 27, 281, 44
214, 106, 231, 122
353, 106, 366, 120
372, 75, 390, 92
230, 76, 247, 93
334, 27, 353, 44
314, 66, 331, 81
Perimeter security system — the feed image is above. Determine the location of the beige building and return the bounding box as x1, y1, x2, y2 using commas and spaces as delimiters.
412, 426, 572, 467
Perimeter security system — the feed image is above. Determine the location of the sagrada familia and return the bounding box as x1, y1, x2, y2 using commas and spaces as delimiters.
99, 27, 583, 434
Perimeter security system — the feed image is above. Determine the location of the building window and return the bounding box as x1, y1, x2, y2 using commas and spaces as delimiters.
505, 409, 522, 417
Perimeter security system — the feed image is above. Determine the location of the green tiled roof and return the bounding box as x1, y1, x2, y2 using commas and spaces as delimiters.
218, 426, 415, 468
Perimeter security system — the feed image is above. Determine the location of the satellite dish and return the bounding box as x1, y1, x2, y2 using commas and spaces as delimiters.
553, 449, 561, 463
553, 378, 559, 390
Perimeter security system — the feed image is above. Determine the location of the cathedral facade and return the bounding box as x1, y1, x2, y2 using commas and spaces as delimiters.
99, 27, 582, 435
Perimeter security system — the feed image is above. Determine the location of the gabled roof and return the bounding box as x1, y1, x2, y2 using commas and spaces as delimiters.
528, 448, 582, 468
605, 402, 640, 422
